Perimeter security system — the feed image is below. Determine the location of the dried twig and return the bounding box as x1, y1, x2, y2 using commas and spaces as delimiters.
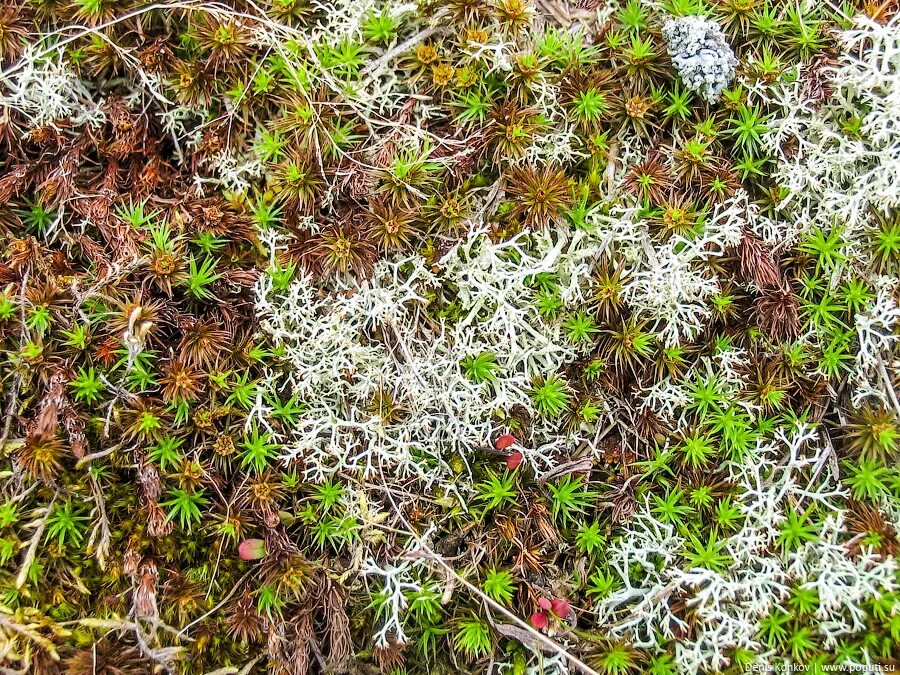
16, 492, 57, 589
360, 23, 443, 79
0, 271, 28, 454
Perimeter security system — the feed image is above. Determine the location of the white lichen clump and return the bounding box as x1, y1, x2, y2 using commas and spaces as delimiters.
0, 48, 105, 128
762, 14, 900, 237
255, 226, 611, 487
757, 14, 900, 403
590, 194, 743, 347
597, 425, 900, 673
663, 15, 737, 102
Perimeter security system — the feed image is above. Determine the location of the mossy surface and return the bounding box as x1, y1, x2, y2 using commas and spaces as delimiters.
0, 1, 899, 673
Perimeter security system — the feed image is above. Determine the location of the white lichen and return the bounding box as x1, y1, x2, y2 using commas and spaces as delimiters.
0, 48, 105, 128
663, 15, 737, 102
596, 425, 900, 673
255, 227, 616, 486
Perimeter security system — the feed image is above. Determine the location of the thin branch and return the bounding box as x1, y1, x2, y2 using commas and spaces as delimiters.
0, 271, 29, 453
75, 442, 124, 469
360, 22, 443, 79
16, 493, 57, 589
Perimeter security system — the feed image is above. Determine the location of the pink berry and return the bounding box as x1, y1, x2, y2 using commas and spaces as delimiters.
537, 597, 552, 611
238, 539, 267, 561
551, 598, 571, 618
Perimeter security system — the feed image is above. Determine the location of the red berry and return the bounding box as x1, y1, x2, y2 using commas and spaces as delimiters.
495, 433, 516, 450
530, 611, 549, 629
505, 451, 523, 470
537, 597, 552, 611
